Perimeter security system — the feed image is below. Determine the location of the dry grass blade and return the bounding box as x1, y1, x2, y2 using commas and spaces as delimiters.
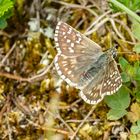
70, 105, 97, 140
52, 0, 98, 17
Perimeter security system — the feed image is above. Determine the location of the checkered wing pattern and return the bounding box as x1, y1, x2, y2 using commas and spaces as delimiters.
54, 21, 122, 104
54, 21, 103, 88
80, 58, 122, 104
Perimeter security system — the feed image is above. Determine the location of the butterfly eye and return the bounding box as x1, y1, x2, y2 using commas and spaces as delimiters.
112, 50, 117, 58
108, 47, 117, 58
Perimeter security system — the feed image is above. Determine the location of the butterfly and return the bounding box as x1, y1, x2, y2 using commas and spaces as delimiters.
54, 21, 122, 104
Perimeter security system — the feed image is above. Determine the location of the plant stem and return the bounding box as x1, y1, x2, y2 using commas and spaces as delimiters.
109, 0, 140, 23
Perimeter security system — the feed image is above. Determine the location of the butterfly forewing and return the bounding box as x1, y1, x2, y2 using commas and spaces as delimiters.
54, 21, 102, 56
54, 21, 103, 88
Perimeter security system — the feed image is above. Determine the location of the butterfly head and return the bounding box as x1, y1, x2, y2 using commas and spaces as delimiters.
107, 47, 117, 58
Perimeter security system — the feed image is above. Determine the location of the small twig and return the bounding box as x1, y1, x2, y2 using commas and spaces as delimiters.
28, 59, 54, 82
0, 59, 54, 82
39, 51, 49, 66
0, 95, 10, 124
110, 18, 125, 40
75, 19, 85, 29
120, 40, 136, 45
85, 17, 110, 35
35, 0, 41, 31
6, 114, 13, 140
48, 110, 74, 134
52, 0, 98, 17
111, 12, 124, 18
103, 131, 110, 140
113, 18, 136, 43
37, 51, 49, 74
70, 105, 97, 140
0, 72, 30, 82
26, 118, 69, 135
113, 33, 135, 53
58, 99, 82, 109
66, 118, 100, 123
11, 95, 33, 116
117, 52, 134, 54
85, 12, 129, 41
85, 10, 111, 33
0, 43, 16, 67
0, 30, 11, 38
58, 114, 74, 134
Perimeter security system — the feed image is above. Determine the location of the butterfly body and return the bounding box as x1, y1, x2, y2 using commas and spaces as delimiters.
78, 53, 108, 85
54, 21, 122, 104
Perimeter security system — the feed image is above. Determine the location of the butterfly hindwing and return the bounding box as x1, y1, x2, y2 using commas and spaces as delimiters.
80, 57, 122, 104
55, 53, 99, 88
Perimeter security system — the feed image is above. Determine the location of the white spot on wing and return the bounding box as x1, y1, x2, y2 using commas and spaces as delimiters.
55, 30, 58, 34
62, 61, 67, 64
54, 37, 58, 41
108, 81, 111, 85
67, 39, 71, 43
79, 91, 102, 105
67, 28, 72, 34
57, 70, 62, 75
63, 32, 66, 35
65, 68, 68, 71
71, 43, 74, 47
56, 48, 61, 53
90, 100, 97, 104
56, 25, 59, 30
55, 62, 59, 67
63, 63, 67, 66
55, 43, 59, 46
69, 48, 74, 53
61, 75, 66, 79
68, 71, 72, 75
57, 21, 62, 26
115, 76, 121, 82
71, 74, 74, 77
65, 78, 77, 87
